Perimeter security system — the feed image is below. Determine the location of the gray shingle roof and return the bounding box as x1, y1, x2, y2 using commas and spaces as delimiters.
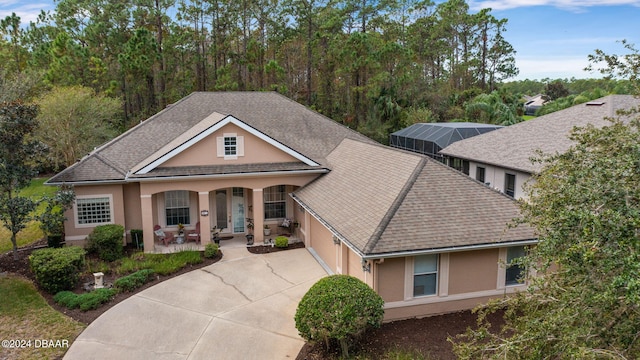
440, 95, 640, 173
49, 92, 373, 184
292, 139, 535, 256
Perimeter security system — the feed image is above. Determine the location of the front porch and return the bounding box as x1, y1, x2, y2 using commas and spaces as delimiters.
153, 233, 303, 254
139, 180, 309, 253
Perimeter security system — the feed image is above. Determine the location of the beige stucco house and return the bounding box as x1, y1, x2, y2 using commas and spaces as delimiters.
48, 91, 536, 320
440, 95, 640, 200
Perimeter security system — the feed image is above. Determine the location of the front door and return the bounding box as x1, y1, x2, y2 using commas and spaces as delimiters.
231, 187, 245, 233
212, 188, 246, 234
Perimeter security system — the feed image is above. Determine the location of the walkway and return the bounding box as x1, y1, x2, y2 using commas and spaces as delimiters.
63, 240, 327, 359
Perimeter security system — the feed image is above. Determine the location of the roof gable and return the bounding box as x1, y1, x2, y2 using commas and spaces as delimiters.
134, 115, 319, 175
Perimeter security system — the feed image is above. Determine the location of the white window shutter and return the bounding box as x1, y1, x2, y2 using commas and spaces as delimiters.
216, 137, 224, 157
237, 136, 244, 156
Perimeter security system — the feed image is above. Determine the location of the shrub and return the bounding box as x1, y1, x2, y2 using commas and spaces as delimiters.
115, 250, 202, 275
30, 247, 86, 294
274, 236, 288, 248
114, 269, 155, 292
54, 288, 117, 311
204, 243, 219, 258
295, 275, 384, 357
87, 224, 124, 261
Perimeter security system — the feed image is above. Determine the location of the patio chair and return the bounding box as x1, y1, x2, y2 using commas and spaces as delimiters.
186, 222, 200, 244
278, 218, 292, 235
154, 225, 175, 246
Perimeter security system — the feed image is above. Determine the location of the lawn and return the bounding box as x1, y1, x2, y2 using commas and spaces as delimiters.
0, 274, 85, 360
0, 178, 57, 253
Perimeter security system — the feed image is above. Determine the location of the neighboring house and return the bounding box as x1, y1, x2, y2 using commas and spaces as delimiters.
48, 92, 536, 321
440, 95, 640, 200
389, 122, 503, 163
523, 94, 547, 115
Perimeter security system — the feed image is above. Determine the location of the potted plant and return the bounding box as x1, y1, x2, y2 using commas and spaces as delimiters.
263, 224, 271, 236
39, 186, 75, 248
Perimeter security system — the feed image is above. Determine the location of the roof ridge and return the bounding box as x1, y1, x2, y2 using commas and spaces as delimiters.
363, 155, 428, 254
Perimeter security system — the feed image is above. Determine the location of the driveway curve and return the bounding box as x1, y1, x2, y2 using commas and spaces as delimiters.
64, 247, 327, 360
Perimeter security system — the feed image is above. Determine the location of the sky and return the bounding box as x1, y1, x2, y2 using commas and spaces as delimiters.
0, 0, 639, 81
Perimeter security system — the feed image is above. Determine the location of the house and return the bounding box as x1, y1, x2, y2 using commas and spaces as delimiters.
523, 94, 547, 115
48, 91, 536, 320
440, 95, 640, 200
390, 122, 503, 163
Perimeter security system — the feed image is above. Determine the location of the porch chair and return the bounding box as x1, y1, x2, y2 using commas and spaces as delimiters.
186, 222, 201, 244
278, 218, 292, 236
154, 225, 175, 246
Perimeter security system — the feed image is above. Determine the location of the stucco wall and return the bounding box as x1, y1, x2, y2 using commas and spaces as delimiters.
309, 217, 337, 271
468, 161, 532, 200
448, 248, 499, 295
161, 123, 298, 167
376, 257, 406, 302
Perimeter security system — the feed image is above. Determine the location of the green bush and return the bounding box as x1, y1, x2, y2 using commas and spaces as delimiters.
54, 288, 117, 311
274, 236, 288, 248
87, 224, 124, 261
114, 269, 155, 292
29, 247, 86, 294
115, 250, 202, 275
204, 243, 219, 258
295, 275, 384, 357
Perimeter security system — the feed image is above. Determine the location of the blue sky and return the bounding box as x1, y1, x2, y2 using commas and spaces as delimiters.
1, 0, 639, 81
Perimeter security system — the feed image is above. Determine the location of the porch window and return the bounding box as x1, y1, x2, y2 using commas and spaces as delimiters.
476, 166, 485, 183
165, 190, 190, 226
413, 254, 438, 297
505, 173, 516, 198
505, 246, 526, 286
76, 196, 113, 225
264, 185, 286, 219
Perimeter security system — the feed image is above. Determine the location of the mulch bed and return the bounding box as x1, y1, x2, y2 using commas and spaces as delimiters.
247, 241, 305, 254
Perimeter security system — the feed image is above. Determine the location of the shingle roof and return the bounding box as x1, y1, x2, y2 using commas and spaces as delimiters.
48, 92, 373, 184
440, 95, 640, 173
292, 139, 535, 256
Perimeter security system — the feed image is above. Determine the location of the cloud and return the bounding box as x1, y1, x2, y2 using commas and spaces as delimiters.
514, 56, 605, 80
0, 2, 53, 24
469, 0, 640, 11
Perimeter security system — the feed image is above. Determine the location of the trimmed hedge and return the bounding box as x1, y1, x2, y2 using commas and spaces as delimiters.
29, 247, 86, 294
204, 243, 219, 258
274, 236, 288, 248
295, 275, 384, 357
114, 269, 155, 292
54, 288, 117, 311
87, 224, 124, 261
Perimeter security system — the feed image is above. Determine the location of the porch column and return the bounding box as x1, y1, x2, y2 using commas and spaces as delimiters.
198, 192, 211, 244
141, 194, 154, 253
252, 188, 264, 243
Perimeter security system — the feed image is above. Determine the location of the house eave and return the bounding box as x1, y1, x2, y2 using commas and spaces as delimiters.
129, 168, 329, 183
361, 238, 539, 260
45, 179, 127, 186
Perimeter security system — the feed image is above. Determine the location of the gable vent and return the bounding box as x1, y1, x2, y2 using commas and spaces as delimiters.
585, 101, 605, 106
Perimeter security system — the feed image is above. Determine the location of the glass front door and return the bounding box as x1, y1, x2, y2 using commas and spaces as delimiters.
231, 187, 245, 233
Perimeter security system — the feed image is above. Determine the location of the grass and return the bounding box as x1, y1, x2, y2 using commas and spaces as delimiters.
0, 274, 85, 360
0, 178, 56, 253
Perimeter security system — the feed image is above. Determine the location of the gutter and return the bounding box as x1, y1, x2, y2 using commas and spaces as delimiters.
361, 238, 539, 261
46, 168, 329, 186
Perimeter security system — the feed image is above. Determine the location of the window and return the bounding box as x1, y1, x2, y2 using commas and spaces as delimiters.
413, 254, 438, 296
505, 246, 526, 286
224, 136, 237, 156
505, 173, 516, 198
450, 158, 469, 175
476, 166, 485, 183
165, 190, 190, 226
76, 196, 112, 225
264, 185, 286, 219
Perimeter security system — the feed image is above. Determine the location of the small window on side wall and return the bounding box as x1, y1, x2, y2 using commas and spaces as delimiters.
505, 173, 516, 198
76, 196, 113, 226
476, 166, 485, 183
505, 246, 526, 286
413, 254, 438, 296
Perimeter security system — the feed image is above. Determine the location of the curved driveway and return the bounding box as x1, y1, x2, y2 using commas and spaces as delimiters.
64, 247, 327, 360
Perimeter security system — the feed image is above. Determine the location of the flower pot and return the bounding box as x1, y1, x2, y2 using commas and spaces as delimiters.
263, 228, 271, 236
246, 234, 254, 245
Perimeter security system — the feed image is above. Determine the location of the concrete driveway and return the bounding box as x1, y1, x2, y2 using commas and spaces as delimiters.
63, 246, 327, 360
